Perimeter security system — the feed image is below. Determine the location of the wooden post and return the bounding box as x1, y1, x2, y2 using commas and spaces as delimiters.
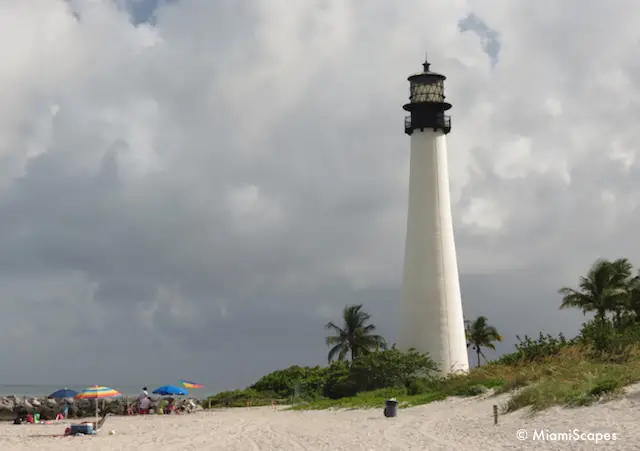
493, 405, 498, 425
208, 399, 211, 409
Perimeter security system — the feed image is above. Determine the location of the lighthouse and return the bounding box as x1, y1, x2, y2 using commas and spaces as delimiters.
398, 56, 469, 374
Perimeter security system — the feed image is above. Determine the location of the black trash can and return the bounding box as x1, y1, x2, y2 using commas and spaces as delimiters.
384, 398, 398, 418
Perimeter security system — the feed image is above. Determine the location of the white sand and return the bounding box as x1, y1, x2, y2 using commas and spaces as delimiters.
2, 389, 640, 450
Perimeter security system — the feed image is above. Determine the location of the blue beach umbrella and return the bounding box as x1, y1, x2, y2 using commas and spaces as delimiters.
152, 385, 188, 396
48, 388, 79, 399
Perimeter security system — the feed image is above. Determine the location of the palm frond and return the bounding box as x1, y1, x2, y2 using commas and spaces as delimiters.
362, 324, 376, 333
324, 321, 344, 333
338, 346, 349, 361
327, 344, 343, 363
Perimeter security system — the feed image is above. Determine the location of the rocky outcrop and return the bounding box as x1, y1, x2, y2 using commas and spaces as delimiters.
0, 396, 202, 421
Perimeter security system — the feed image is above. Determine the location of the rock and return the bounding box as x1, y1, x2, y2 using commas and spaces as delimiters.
0, 397, 14, 410
0, 398, 14, 421
22, 400, 33, 412
69, 405, 81, 418
0, 395, 202, 420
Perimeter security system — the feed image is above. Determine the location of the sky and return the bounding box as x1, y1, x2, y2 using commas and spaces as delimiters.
1, 0, 640, 392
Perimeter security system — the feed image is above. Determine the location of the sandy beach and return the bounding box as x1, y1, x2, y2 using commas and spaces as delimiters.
1, 389, 639, 450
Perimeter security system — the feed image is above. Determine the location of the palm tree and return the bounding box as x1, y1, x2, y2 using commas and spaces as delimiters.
559, 258, 632, 325
610, 258, 635, 326
325, 304, 387, 363
465, 316, 502, 367
624, 271, 640, 323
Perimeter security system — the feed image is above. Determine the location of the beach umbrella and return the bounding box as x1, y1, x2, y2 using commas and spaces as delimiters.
75, 386, 121, 426
48, 388, 79, 399
153, 385, 188, 396
180, 380, 204, 389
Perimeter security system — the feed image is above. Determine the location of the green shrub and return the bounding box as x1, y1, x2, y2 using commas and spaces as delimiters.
458, 384, 487, 396
205, 349, 440, 406
406, 378, 432, 395
494, 374, 530, 394
579, 319, 640, 361
588, 378, 621, 397
350, 348, 438, 392
323, 361, 357, 399
494, 332, 571, 364
203, 388, 264, 408
423, 374, 503, 397
358, 387, 408, 399
250, 365, 328, 399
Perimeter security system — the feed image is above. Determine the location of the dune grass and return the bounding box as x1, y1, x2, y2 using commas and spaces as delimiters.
290, 345, 640, 413
288, 387, 448, 410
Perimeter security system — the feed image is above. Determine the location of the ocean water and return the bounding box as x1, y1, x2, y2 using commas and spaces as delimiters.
0, 384, 157, 398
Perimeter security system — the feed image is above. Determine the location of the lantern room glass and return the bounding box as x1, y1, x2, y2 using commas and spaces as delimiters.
409, 79, 445, 103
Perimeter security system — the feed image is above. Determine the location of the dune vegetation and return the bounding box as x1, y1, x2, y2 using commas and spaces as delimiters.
203, 257, 640, 414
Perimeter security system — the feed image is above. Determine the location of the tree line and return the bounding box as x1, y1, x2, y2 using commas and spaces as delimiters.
325, 257, 640, 368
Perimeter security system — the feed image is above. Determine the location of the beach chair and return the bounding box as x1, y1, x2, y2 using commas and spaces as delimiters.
93, 413, 112, 431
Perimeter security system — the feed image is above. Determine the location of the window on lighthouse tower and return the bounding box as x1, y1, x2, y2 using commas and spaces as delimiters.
409, 80, 445, 103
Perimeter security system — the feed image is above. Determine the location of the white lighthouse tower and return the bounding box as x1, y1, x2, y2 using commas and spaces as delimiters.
398, 56, 469, 374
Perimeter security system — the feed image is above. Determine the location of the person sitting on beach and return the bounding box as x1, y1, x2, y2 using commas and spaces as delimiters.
139, 396, 151, 415
55, 405, 69, 420
166, 398, 176, 414
140, 387, 149, 401
157, 399, 167, 415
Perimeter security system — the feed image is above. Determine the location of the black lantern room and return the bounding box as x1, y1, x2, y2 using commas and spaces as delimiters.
403, 56, 452, 135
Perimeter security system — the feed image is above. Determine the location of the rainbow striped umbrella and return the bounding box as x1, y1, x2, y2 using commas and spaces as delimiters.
75, 386, 121, 425
180, 380, 204, 389
75, 386, 121, 399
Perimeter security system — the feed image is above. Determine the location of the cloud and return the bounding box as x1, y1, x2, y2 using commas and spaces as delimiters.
459, 13, 501, 66
1, 0, 639, 388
